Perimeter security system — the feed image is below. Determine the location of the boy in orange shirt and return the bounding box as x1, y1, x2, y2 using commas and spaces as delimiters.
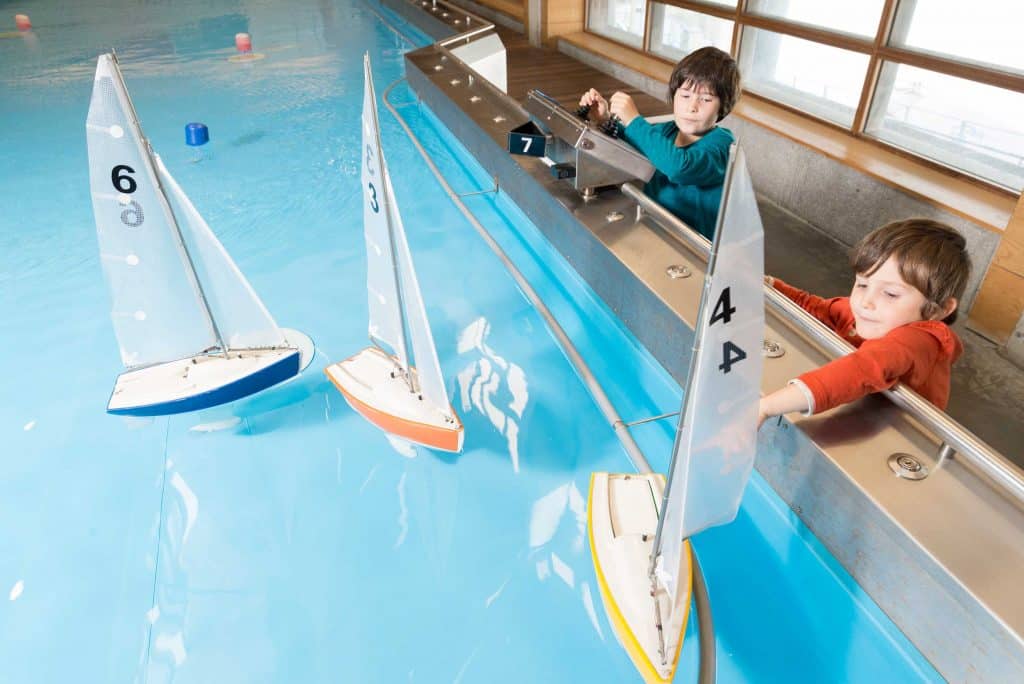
758, 219, 971, 427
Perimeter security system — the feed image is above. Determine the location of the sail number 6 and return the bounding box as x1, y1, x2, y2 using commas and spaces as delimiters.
111, 165, 144, 228
709, 286, 747, 374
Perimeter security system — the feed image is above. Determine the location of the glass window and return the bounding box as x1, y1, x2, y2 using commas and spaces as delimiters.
889, 0, 1024, 75
738, 27, 870, 127
587, 0, 647, 48
746, 0, 884, 38
866, 62, 1024, 191
649, 3, 733, 61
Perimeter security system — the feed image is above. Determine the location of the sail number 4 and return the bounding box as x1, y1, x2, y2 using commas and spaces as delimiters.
709, 286, 747, 374
112, 165, 144, 228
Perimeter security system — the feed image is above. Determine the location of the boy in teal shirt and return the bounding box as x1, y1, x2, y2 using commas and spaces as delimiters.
579, 47, 740, 240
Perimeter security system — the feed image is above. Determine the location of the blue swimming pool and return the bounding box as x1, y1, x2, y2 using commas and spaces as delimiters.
0, 1, 941, 681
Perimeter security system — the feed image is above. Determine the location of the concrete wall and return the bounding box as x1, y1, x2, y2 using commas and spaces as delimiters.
725, 117, 1000, 311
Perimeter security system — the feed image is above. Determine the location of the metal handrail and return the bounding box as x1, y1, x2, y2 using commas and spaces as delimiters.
621, 181, 1024, 505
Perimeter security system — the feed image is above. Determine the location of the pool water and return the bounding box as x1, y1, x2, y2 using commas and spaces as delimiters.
0, 1, 941, 682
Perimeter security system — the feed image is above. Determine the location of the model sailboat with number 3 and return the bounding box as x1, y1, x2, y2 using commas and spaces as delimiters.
588, 144, 764, 683
325, 54, 463, 453
86, 52, 314, 416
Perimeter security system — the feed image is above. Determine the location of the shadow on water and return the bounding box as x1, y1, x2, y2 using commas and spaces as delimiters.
229, 130, 267, 147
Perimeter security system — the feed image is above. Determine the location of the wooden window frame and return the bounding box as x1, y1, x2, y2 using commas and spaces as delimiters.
585, 0, 1024, 196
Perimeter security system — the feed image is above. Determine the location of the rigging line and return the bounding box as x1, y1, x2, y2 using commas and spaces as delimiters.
616, 410, 680, 428
381, 76, 651, 474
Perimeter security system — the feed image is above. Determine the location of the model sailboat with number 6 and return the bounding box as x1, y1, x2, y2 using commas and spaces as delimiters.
86, 52, 314, 416
325, 54, 463, 453
588, 144, 764, 683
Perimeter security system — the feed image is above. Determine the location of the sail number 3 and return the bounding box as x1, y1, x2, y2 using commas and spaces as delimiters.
365, 143, 380, 214
111, 165, 145, 228
709, 286, 747, 374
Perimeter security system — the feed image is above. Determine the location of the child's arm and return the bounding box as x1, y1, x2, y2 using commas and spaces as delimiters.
758, 382, 814, 428
759, 326, 942, 425
618, 117, 729, 186
769, 276, 850, 332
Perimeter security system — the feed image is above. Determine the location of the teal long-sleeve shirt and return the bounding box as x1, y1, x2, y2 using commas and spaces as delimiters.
619, 119, 734, 240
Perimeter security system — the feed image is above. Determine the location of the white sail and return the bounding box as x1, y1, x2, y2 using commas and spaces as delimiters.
385, 166, 452, 413
87, 53, 217, 367
155, 156, 287, 350
362, 54, 408, 371
654, 144, 765, 604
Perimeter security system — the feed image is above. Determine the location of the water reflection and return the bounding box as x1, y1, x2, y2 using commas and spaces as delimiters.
456, 317, 528, 471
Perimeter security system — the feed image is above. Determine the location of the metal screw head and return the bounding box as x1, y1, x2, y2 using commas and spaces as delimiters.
450, 78, 462, 86
762, 339, 786, 358
666, 264, 691, 279
581, 139, 595, 150
433, 64, 443, 71
469, 95, 481, 103
888, 453, 929, 480
605, 211, 624, 223
493, 115, 506, 123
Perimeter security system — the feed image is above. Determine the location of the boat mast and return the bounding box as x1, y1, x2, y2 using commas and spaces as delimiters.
108, 51, 229, 357
365, 56, 417, 393
647, 145, 739, 579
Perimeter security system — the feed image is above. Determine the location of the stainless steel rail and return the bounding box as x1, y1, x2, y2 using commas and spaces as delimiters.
621, 181, 1024, 505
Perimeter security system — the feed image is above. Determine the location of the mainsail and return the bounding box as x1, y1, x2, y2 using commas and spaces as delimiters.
361, 54, 451, 414
362, 54, 408, 372
653, 144, 765, 603
87, 53, 217, 367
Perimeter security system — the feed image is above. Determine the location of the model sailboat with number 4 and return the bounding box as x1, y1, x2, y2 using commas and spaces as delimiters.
588, 144, 764, 683
325, 54, 463, 453
86, 52, 314, 416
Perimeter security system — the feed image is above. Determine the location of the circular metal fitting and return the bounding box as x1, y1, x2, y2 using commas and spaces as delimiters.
888, 453, 929, 480
581, 139, 595, 150
762, 339, 786, 358
666, 264, 691, 279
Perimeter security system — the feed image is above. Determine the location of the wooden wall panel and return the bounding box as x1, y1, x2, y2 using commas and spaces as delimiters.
969, 193, 1024, 342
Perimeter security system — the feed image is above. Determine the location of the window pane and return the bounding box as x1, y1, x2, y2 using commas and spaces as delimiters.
890, 1, 1024, 75
866, 62, 1024, 191
747, 0, 884, 38
587, 0, 646, 48
738, 27, 869, 127
649, 3, 733, 62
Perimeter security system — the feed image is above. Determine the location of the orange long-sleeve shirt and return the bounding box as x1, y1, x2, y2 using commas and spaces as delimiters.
772, 278, 962, 413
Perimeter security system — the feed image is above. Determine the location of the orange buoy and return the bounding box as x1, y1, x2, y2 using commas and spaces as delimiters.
15, 14, 31, 31
234, 32, 252, 53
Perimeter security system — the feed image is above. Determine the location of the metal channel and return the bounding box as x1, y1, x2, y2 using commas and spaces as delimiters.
621, 181, 1024, 506
371, 3, 716, 680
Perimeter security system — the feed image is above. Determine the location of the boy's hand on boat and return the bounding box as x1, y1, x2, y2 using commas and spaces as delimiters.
609, 92, 640, 127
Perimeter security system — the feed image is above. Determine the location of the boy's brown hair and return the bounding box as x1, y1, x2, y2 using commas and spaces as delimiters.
668, 46, 741, 122
850, 218, 971, 324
